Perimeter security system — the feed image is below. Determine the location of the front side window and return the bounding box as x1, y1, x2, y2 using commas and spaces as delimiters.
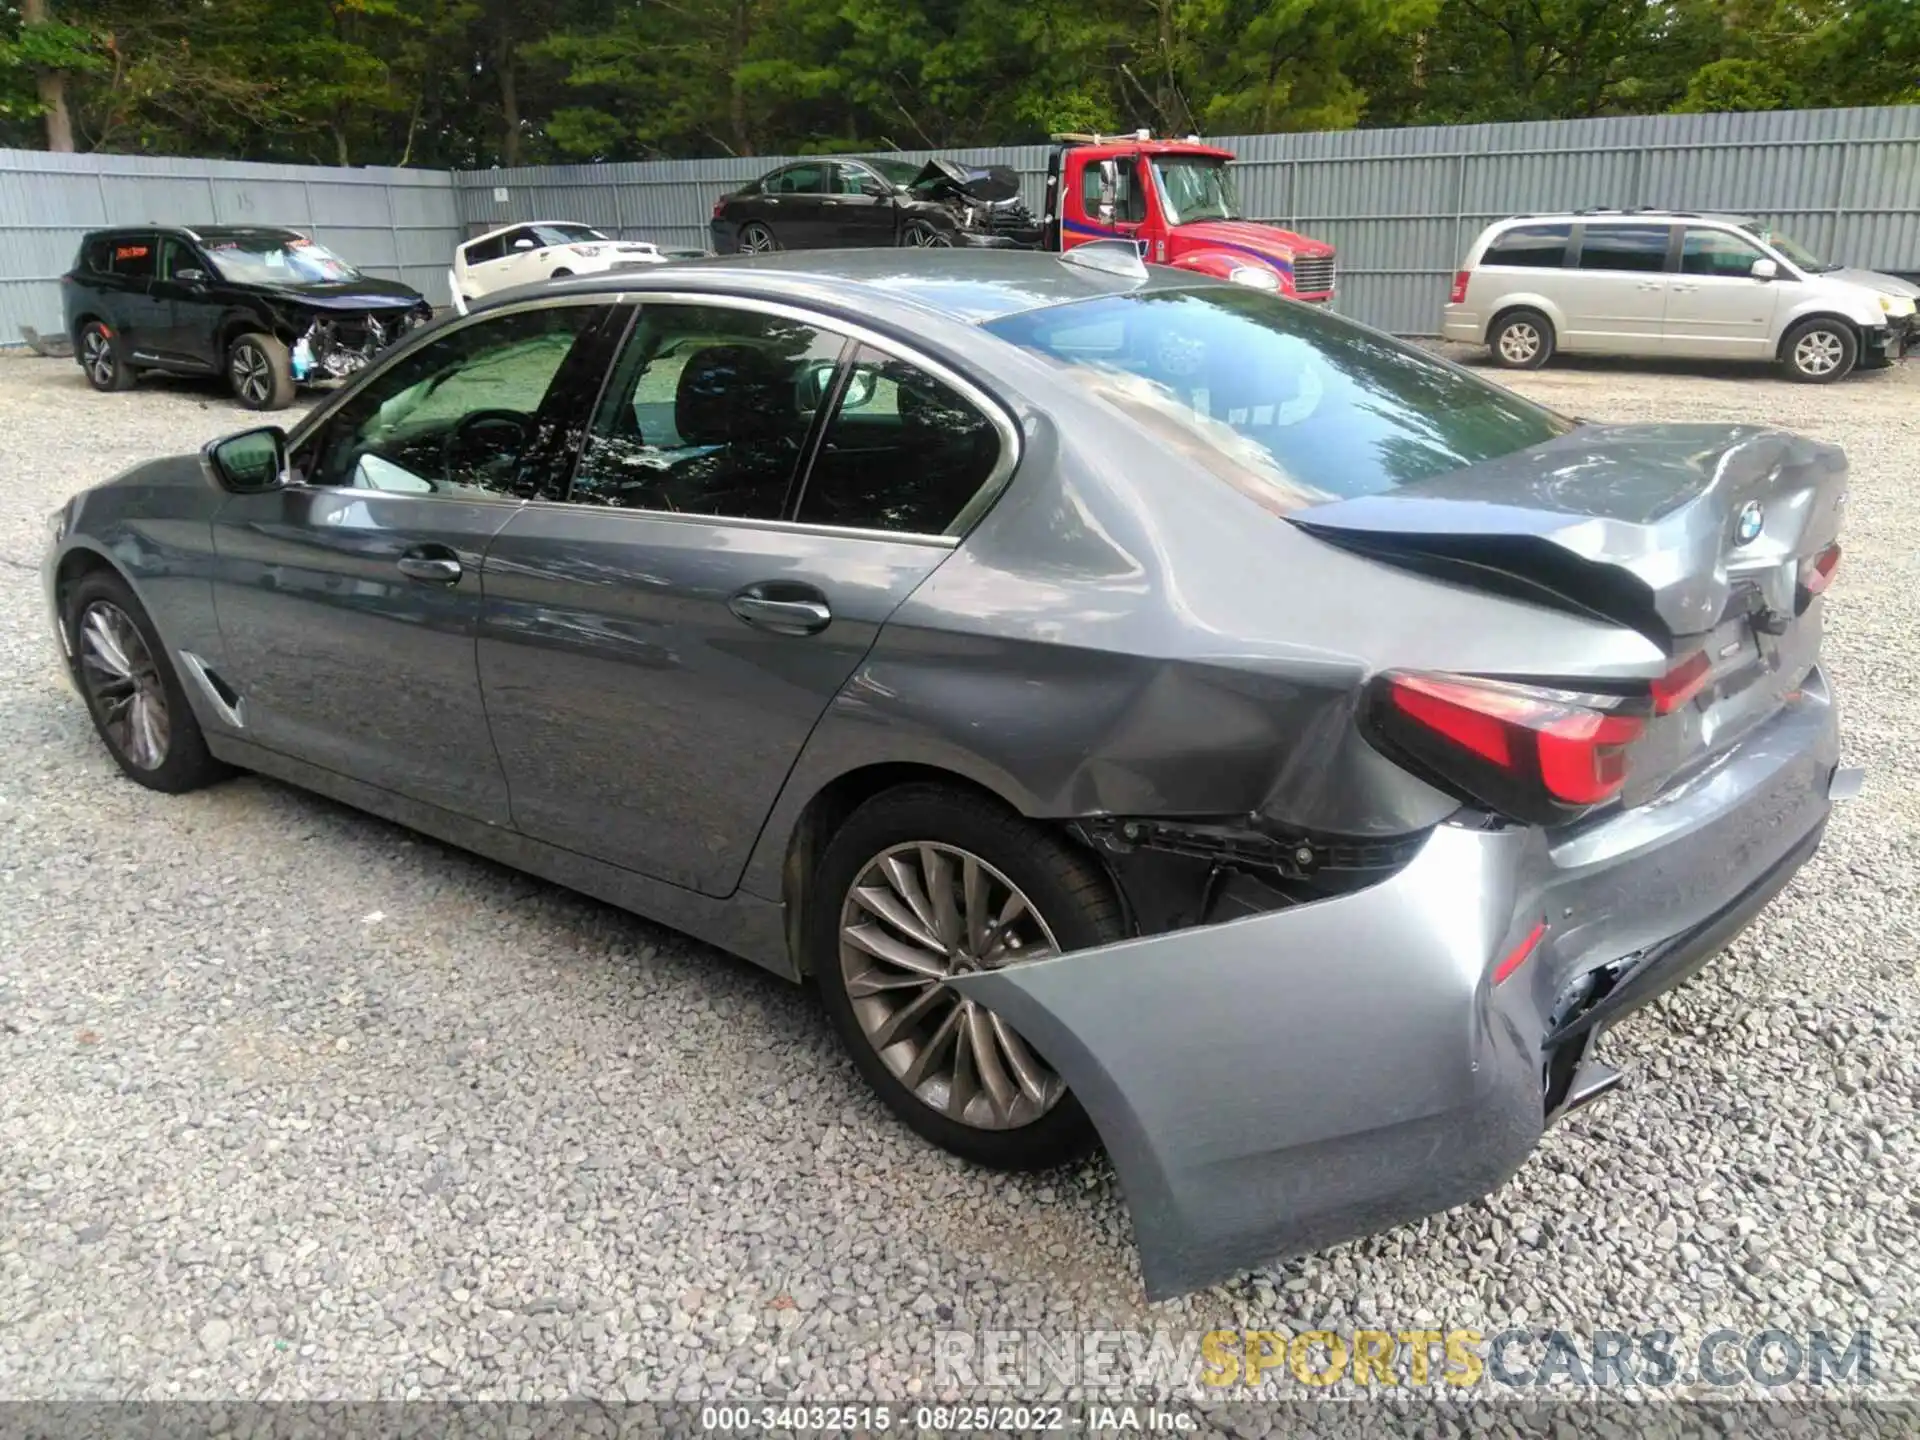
528, 223, 610, 246
1576, 224, 1671, 273
1742, 223, 1834, 273
1149, 157, 1242, 225
1681, 228, 1768, 279
205, 235, 360, 285
985, 286, 1575, 510
157, 237, 200, 280
568, 303, 845, 518
305, 304, 602, 497
1080, 160, 1148, 225
1482, 224, 1572, 268
795, 347, 1001, 535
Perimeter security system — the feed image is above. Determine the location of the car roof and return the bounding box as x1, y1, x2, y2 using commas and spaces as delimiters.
495, 247, 1224, 324
86, 224, 305, 243
463, 220, 605, 244
1491, 210, 1756, 228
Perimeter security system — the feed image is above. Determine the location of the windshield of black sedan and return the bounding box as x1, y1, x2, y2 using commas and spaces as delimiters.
864, 157, 924, 187
204, 237, 361, 285
984, 287, 1576, 508
1150, 157, 1243, 224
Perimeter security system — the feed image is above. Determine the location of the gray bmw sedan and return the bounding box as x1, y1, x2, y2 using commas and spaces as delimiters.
44, 245, 1855, 1297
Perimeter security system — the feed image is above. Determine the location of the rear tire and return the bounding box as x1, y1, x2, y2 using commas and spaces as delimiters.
227, 332, 295, 411
1488, 309, 1554, 370
1780, 318, 1856, 383
809, 783, 1124, 1172
63, 569, 229, 794
77, 321, 136, 393
737, 223, 779, 254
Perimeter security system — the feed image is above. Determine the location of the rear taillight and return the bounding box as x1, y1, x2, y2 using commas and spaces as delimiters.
712, 199, 728, 220
1449, 269, 1471, 304
1650, 649, 1712, 715
1373, 672, 1646, 824
1802, 542, 1841, 599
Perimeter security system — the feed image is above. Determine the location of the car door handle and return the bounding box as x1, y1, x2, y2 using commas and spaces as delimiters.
397, 548, 462, 585
728, 584, 831, 636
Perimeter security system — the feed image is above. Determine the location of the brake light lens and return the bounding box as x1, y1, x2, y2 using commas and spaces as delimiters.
712, 199, 728, 220
1449, 269, 1471, 304
1493, 921, 1547, 985
1375, 672, 1646, 823
1650, 649, 1712, 715
1802, 542, 1841, 597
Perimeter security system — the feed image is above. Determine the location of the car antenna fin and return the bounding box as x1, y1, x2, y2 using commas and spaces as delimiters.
1061, 240, 1149, 282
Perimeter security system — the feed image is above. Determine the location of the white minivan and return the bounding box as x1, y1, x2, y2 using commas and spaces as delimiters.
1443, 210, 1918, 382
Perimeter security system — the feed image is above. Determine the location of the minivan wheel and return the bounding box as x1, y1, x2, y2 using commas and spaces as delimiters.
1781, 319, 1856, 383
78, 321, 136, 393
1489, 310, 1554, 369
810, 784, 1124, 1171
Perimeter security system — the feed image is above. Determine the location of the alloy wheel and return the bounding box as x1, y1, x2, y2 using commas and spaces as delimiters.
907, 223, 953, 248
81, 327, 116, 387
1498, 322, 1541, 364
231, 343, 272, 405
77, 601, 170, 771
837, 842, 1067, 1131
739, 225, 777, 254
1794, 329, 1844, 377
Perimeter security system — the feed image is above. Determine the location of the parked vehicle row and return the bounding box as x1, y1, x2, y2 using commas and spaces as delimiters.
1445, 209, 1919, 382
713, 134, 1340, 304
47, 241, 1853, 1298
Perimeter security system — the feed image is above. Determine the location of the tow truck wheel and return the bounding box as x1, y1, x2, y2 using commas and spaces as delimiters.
901, 220, 954, 248
227, 333, 295, 412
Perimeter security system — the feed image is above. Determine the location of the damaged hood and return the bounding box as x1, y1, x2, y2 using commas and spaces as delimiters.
259, 277, 425, 312
910, 159, 1022, 205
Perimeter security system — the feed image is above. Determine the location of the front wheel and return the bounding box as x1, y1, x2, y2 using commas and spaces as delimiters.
227, 332, 295, 411
810, 784, 1124, 1170
1488, 309, 1554, 369
64, 570, 228, 794
900, 220, 954, 248
1780, 318, 1856, 383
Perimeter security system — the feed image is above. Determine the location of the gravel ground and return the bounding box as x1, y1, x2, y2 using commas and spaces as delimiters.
0, 352, 1915, 1409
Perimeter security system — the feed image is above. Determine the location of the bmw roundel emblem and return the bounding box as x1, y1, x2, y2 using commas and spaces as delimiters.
1735, 501, 1765, 545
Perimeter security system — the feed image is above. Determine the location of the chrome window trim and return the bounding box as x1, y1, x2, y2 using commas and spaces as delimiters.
557, 288, 1022, 543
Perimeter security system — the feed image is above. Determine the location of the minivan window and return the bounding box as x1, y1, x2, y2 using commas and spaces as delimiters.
1482, 224, 1571, 268
1577, 225, 1671, 273
985, 287, 1575, 510
1681, 228, 1768, 279
1742, 224, 1835, 274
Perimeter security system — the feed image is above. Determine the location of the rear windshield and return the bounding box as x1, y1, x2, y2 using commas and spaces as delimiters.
984, 287, 1575, 509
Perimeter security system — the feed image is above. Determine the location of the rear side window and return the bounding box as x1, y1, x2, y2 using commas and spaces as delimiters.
77, 238, 110, 274
985, 286, 1574, 509
1577, 224, 1671, 273
767, 164, 827, 196
796, 348, 1002, 535
464, 234, 508, 266
109, 235, 157, 279
1481, 224, 1571, 268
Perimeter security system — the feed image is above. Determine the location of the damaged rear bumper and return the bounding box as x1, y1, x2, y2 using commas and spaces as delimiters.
952, 673, 1846, 1299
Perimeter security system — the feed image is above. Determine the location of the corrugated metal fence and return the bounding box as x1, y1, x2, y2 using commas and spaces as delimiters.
5, 105, 1919, 345
457, 106, 1920, 336
0, 149, 462, 346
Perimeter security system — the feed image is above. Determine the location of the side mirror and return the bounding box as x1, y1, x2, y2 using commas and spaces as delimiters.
205, 426, 287, 493
176, 267, 209, 285
512, 237, 536, 251
863, 178, 893, 199
841, 368, 878, 411
1750, 258, 1779, 281
1097, 159, 1119, 224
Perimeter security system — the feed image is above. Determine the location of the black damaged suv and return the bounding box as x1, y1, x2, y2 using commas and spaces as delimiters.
61, 225, 432, 411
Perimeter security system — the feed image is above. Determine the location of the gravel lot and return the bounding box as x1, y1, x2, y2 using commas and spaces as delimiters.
0, 351, 1915, 1407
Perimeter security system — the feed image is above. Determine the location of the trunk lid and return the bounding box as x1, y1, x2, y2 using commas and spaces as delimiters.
1294, 423, 1846, 806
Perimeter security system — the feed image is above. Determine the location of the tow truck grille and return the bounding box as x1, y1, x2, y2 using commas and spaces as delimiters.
1292, 255, 1335, 297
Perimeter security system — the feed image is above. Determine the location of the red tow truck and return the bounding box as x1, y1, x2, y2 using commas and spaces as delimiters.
1041, 133, 1336, 302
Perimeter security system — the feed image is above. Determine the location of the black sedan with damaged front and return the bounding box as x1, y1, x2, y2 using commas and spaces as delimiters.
711, 157, 1041, 253
61, 225, 432, 412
